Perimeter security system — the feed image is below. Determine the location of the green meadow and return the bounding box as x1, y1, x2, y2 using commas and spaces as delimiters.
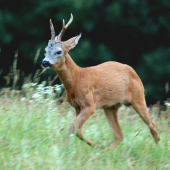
0, 83, 170, 170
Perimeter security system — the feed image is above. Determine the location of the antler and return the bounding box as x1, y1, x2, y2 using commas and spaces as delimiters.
50, 19, 55, 40
56, 13, 73, 41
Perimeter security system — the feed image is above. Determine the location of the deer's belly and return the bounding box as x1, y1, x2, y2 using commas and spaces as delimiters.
94, 86, 129, 109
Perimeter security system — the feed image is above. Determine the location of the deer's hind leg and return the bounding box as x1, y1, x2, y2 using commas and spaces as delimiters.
104, 104, 123, 151
131, 98, 160, 144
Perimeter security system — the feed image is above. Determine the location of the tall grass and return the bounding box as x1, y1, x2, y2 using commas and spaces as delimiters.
0, 52, 170, 169
0, 82, 170, 170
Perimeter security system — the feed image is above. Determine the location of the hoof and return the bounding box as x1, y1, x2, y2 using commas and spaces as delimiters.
103, 143, 118, 151
93, 143, 105, 149
156, 137, 160, 144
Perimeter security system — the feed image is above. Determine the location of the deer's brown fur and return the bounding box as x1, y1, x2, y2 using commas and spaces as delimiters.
53, 53, 160, 149
42, 14, 160, 150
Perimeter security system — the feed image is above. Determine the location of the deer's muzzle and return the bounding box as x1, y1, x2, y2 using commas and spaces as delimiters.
41, 60, 52, 68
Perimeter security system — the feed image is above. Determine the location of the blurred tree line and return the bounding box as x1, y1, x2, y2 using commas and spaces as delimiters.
0, 0, 170, 104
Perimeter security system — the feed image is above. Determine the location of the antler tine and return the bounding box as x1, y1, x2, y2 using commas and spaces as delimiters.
50, 19, 55, 40
57, 13, 73, 41
63, 19, 65, 28
65, 13, 73, 28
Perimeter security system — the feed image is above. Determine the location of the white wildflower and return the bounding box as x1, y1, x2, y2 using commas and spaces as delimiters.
29, 100, 33, 103
21, 97, 25, 101
45, 89, 53, 94
31, 83, 37, 86
38, 84, 44, 88
32, 93, 41, 99
165, 102, 170, 106
55, 86, 61, 91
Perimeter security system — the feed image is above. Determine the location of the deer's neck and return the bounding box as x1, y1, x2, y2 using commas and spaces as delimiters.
55, 53, 79, 91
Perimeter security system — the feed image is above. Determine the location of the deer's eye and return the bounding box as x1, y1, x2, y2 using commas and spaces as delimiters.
56, 51, 62, 55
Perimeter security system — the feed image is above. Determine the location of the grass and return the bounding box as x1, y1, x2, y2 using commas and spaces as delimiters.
0, 84, 170, 170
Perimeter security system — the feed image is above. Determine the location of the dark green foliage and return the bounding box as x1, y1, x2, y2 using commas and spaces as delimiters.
0, 0, 170, 103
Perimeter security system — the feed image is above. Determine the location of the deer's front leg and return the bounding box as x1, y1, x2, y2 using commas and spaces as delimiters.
66, 106, 95, 146
75, 107, 80, 116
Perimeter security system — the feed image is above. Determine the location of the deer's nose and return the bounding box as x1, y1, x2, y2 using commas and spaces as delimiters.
41, 60, 52, 68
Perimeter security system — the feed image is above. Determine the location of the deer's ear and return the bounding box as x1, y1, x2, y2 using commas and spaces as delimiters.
64, 33, 81, 50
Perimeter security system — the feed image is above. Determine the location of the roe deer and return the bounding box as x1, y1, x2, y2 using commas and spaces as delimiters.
42, 14, 160, 150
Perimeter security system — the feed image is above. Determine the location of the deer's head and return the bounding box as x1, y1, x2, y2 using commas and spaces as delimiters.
42, 14, 81, 69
